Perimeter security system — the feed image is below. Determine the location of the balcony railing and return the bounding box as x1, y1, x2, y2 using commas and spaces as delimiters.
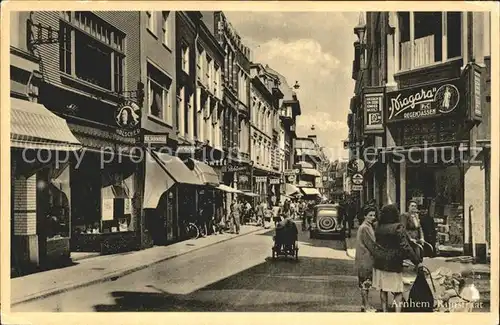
400, 35, 435, 71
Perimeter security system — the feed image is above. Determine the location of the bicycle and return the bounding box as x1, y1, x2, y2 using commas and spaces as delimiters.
183, 220, 199, 240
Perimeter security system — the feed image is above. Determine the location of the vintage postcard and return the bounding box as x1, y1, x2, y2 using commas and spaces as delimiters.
1, 1, 498, 325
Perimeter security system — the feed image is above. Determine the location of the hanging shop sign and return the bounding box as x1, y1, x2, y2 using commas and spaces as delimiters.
386, 79, 462, 123
462, 62, 484, 123
269, 178, 280, 185
115, 100, 141, 137
347, 159, 365, 175
222, 164, 247, 173
143, 134, 168, 145
363, 86, 385, 134
352, 185, 363, 191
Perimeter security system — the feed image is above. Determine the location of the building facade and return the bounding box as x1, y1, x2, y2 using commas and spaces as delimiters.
10, 11, 145, 276
294, 136, 323, 198
249, 63, 283, 206
213, 12, 252, 198
349, 11, 491, 260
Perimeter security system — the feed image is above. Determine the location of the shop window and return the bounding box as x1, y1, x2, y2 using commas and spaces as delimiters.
46, 165, 71, 239
147, 62, 172, 123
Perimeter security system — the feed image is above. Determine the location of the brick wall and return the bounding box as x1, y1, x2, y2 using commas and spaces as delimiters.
13, 174, 37, 235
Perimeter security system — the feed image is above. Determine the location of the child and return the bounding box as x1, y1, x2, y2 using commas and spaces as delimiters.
354, 206, 379, 312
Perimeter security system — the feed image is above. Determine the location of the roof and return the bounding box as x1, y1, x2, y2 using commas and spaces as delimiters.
264, 65, 295, 101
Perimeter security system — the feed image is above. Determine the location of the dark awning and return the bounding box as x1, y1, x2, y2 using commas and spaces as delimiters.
10, 98, 81, 151
143, 151, 203, 209
187, 158, 220, 186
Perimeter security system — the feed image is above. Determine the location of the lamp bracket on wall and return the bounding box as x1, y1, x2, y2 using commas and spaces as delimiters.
27, 17, 67, 52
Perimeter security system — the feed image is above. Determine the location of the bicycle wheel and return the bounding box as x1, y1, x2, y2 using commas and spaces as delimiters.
186, 223, 199, 240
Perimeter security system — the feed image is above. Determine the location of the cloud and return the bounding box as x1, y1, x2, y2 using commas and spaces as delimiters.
224, 11, 358, 161
257, 38, 340, 73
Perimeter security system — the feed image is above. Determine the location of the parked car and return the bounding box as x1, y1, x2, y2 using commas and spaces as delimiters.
310, 203, 345, 239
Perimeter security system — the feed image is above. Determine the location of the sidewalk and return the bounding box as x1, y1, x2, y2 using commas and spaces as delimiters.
345, 225, 491, 311
11, 225, 266, 306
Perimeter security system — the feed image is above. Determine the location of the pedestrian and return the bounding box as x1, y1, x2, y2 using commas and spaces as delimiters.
290, 200, 297, 220
419, 210, 437, 257
256, 200, 266, 227
231, 198, 241, 234
354, 206, 379, 312
373, 204, 422, 312
400, 200, 425, 260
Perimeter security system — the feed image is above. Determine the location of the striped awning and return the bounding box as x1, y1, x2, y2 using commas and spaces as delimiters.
10, 98, 81, 151
301, 168, 321, 177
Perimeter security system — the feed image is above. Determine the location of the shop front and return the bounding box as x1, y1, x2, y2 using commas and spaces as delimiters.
10, 98, 82, 276
143, 150, 203, 244
378, 63, 489, 260
68, 125, 142, 255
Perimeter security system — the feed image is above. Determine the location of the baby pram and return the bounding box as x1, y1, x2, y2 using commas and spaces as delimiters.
272, 219, 299, 260
403, 241, 481, 312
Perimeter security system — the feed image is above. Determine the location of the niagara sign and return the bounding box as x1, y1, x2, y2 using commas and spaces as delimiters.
386, 79, 462, 123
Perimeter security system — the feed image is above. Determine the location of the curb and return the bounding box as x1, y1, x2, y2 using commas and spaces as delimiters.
12, 227, 268, 306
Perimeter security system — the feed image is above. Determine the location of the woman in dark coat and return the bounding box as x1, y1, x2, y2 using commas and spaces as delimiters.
373, 204, 422, 312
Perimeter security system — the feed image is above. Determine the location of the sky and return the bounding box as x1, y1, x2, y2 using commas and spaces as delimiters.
225, 11, 360, 161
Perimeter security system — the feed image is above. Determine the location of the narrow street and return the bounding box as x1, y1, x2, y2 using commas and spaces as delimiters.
12, 223, 361, 312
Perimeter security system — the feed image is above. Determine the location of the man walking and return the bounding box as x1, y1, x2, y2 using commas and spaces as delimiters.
231, 198, 241, 234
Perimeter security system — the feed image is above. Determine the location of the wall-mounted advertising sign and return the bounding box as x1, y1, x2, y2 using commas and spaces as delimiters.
462, 62, 484, 123
363, 86, 385, 134
115, 100, 141, 137
386, 79, 462, 123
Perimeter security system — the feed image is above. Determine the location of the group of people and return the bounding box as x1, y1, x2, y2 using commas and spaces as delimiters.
354, 200, 436, 312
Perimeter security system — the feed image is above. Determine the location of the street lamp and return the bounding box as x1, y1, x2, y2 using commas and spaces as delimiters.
354, 12, 367, 69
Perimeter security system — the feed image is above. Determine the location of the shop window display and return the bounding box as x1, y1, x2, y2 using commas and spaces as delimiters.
407, 165, 463, 250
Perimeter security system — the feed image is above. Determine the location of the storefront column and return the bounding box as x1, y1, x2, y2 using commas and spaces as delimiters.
385, 161, 397, 206
13, 172, 40, 268
399, 160, 407, 213
464, 163, 487, 261
373, 172, 377, 204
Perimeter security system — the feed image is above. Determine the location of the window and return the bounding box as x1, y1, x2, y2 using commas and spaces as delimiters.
177, 87, 185, 134
399, 12, 462, 71
181, 44, 190, 73
447, 12, 462, 59
59, 23, 72, 74
114, 55, 124, 93
75, 32, 112, 89
214, 64, 219, 96
147, 11, 156, 35
147, 62, 172, 123
61, 12, 125, 92
197, 46, 204, 82
184, 91, 190, 136
207, 56, 213, 89
162, 12, 170, 46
